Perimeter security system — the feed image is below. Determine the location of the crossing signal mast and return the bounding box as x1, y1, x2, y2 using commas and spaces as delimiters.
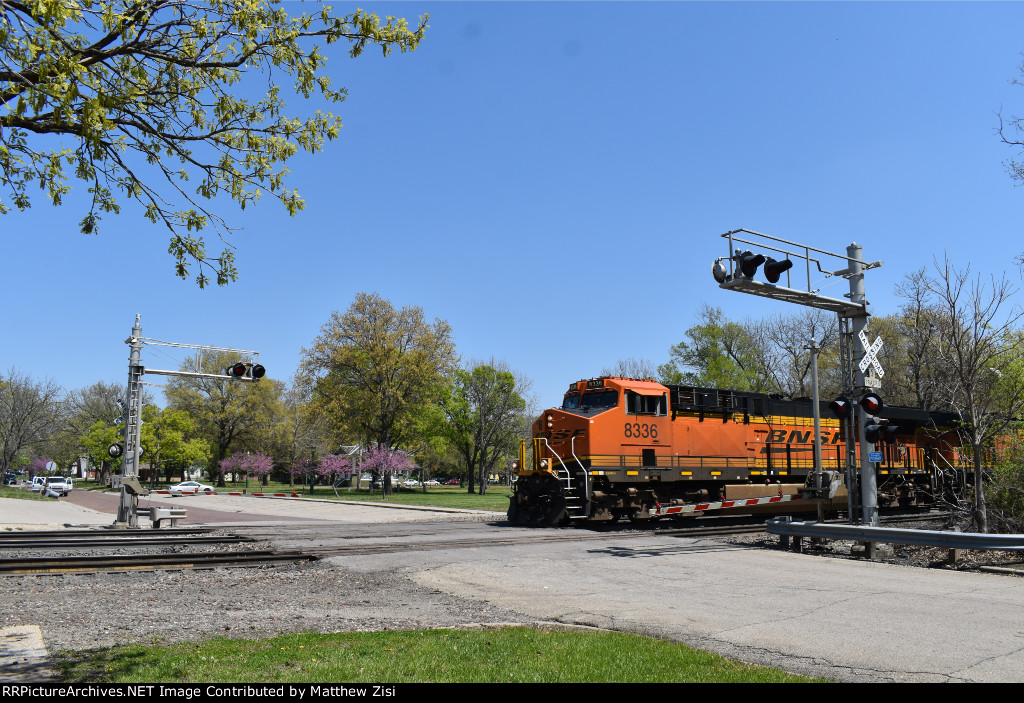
114, 315, 266, 527
712, 229, 885, 525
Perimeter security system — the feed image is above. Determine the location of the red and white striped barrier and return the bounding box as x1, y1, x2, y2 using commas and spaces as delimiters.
152, 489, 218, 496
652, 492, 800, 517
251, 492, 302, 498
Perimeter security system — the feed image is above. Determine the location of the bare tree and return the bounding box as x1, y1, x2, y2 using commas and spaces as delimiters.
749, 309, 839, 398
600, 357, 658, 379
927, 256, 1024, 533
0, 369, 64, 472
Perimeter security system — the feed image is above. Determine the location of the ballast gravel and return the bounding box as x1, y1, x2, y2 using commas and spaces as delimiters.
0, 538, 529, 657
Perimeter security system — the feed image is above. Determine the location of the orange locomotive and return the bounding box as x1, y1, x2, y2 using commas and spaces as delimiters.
507, 376, 963, 526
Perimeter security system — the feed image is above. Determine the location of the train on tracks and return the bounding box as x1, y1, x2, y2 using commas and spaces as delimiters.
507, 376, 969, 526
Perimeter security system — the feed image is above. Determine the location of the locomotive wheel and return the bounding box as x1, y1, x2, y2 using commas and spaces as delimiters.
541, 494, 567, 527
508, 474, 567, 527
507, 497, 521, 524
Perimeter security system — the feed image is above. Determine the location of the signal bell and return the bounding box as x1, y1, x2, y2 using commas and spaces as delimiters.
712, 258, 728, 284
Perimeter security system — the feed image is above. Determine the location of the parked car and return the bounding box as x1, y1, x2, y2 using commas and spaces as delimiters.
423, 479, 440, 486
43, 477, 72, 496
169, 481, 214, 493
3, 472, 18, 485
402, 479, 420, 487
444, 479, 461, 485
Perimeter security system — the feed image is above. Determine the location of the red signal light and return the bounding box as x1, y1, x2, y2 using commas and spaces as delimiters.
859, 393, 883, 415
829, 397, 851, 418
764, 257, 794, 284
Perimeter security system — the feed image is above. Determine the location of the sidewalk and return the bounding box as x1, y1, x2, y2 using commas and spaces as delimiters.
0, 496, 114, 530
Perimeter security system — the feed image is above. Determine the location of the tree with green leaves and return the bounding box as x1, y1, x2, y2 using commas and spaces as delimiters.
1, 1, 427, 286
441, 360, 530, 495
140, 404, 209, 487
657, 305, 768, 391
79, 419, 121, 484
299, 292, 458, 451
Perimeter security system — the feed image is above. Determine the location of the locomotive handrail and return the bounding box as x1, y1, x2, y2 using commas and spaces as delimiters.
542, 437, 570, 476
571, 435, 589, 500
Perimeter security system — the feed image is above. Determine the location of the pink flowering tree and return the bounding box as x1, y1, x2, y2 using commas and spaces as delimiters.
220, 452, 273, 486
219, 453, 241, 483
246, 454, 273, 486
320, 454, 353, 486
28, 454, 56, 476
289, 457, 312, 488
360, 445, 412, 497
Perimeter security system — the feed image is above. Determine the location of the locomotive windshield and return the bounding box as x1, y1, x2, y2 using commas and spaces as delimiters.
581, 390, 618, 409
561, 390, 618, 411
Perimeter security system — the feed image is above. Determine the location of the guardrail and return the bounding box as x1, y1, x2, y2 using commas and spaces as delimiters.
766, 518, 1024, 552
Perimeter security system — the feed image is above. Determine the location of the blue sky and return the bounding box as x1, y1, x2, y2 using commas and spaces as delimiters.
5, 1, 1024, 412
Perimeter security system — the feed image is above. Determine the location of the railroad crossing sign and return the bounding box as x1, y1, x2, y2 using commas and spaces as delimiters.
857, 330, 884, 378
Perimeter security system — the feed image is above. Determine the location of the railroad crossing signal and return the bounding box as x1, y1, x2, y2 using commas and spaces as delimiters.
859, 392, 883, 415
858, 330, 884, 379
829, 397, 852, 418
865, 420, 899, 444
715, 249, 795, 285
764, 257, 794, 284
225, 362, 265, 380
736, 250, 766, 278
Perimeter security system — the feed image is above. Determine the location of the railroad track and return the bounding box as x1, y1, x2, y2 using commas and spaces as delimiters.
0, 550, 316, 576
0, 511, 947, 575
0, 527, 313, 575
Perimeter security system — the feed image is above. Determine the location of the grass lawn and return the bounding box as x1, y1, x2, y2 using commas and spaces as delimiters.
54, 627, 825, 683
74, 478, 511, 512
223, 480, 510, 513
0, 484, 47, 501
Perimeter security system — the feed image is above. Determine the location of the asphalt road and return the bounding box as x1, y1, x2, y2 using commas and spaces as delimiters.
347, 531, 1024, 683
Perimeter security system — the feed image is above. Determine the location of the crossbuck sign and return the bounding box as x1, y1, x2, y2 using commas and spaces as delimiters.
857, 330, 884, 378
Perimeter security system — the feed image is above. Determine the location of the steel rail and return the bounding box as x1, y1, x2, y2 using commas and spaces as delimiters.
299, 524, 769, 558
0, 528, 214, 540
0, 535, 252, 549
0, 550, 316, 576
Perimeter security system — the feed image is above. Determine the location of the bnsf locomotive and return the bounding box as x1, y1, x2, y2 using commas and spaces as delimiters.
507, 376, 965, 526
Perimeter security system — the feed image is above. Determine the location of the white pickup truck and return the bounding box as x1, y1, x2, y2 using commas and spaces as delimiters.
32, 476, 73, 496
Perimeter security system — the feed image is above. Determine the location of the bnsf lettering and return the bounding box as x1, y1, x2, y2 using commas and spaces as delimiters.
767, 430, 842, 444
551, 428, 588, 440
